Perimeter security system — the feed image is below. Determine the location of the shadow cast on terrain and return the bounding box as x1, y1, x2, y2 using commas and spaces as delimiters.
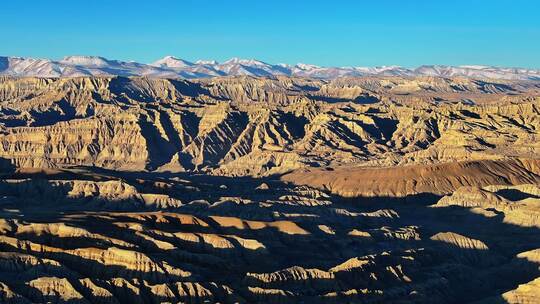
0, 168, 539, 303
0, 157, 15, 173
309, 93, 379, 104
496, 188, 540, 201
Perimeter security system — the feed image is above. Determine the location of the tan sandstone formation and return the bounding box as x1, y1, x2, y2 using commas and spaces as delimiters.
0, 75, 539, 303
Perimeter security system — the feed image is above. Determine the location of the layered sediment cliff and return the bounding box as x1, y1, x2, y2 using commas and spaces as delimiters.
0, 75, 539, 303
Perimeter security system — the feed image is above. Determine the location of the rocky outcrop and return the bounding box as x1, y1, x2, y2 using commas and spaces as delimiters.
433, 184, 540, 228
0, 179, 182, 210
0, 76, 538, 176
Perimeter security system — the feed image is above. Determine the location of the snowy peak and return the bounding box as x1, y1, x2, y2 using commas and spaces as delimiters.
295, 63, 321, 70
60, 56, 111, 67
151, 56, 194, 68
0, 55, 538, 80
413, 65, 540, 80
223, 58, 268, 66
195, 60, 218, 65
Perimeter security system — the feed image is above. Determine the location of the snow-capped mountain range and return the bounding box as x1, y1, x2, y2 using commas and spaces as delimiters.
1, 55, 539, 80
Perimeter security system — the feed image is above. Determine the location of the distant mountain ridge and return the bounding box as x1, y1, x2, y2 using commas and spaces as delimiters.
1, 55, 539, 80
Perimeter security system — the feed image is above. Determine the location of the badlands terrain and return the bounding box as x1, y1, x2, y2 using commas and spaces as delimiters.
0, 74, 539, 303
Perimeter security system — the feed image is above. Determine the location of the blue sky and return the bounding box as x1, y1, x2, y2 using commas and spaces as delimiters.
1, 0, 539, 68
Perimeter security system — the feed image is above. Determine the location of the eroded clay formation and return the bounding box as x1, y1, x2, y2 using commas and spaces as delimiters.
0, 75, 539, 303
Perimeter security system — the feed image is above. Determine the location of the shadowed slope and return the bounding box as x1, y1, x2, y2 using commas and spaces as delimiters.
0, 168, 539, 303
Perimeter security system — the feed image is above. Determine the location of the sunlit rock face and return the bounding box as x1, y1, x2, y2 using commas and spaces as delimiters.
0, 76, 539, 175
0, 75, 539, 303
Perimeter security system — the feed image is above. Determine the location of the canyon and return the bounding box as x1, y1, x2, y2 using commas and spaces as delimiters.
0, 74, 539, 303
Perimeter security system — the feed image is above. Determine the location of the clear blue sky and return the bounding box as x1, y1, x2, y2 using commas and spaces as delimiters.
2, 0, 539, 68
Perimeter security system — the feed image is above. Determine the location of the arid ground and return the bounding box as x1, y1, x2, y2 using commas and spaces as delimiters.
0, 75, 539, 303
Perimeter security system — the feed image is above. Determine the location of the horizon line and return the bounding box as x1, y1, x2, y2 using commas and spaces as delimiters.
2, 54, 540, 71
